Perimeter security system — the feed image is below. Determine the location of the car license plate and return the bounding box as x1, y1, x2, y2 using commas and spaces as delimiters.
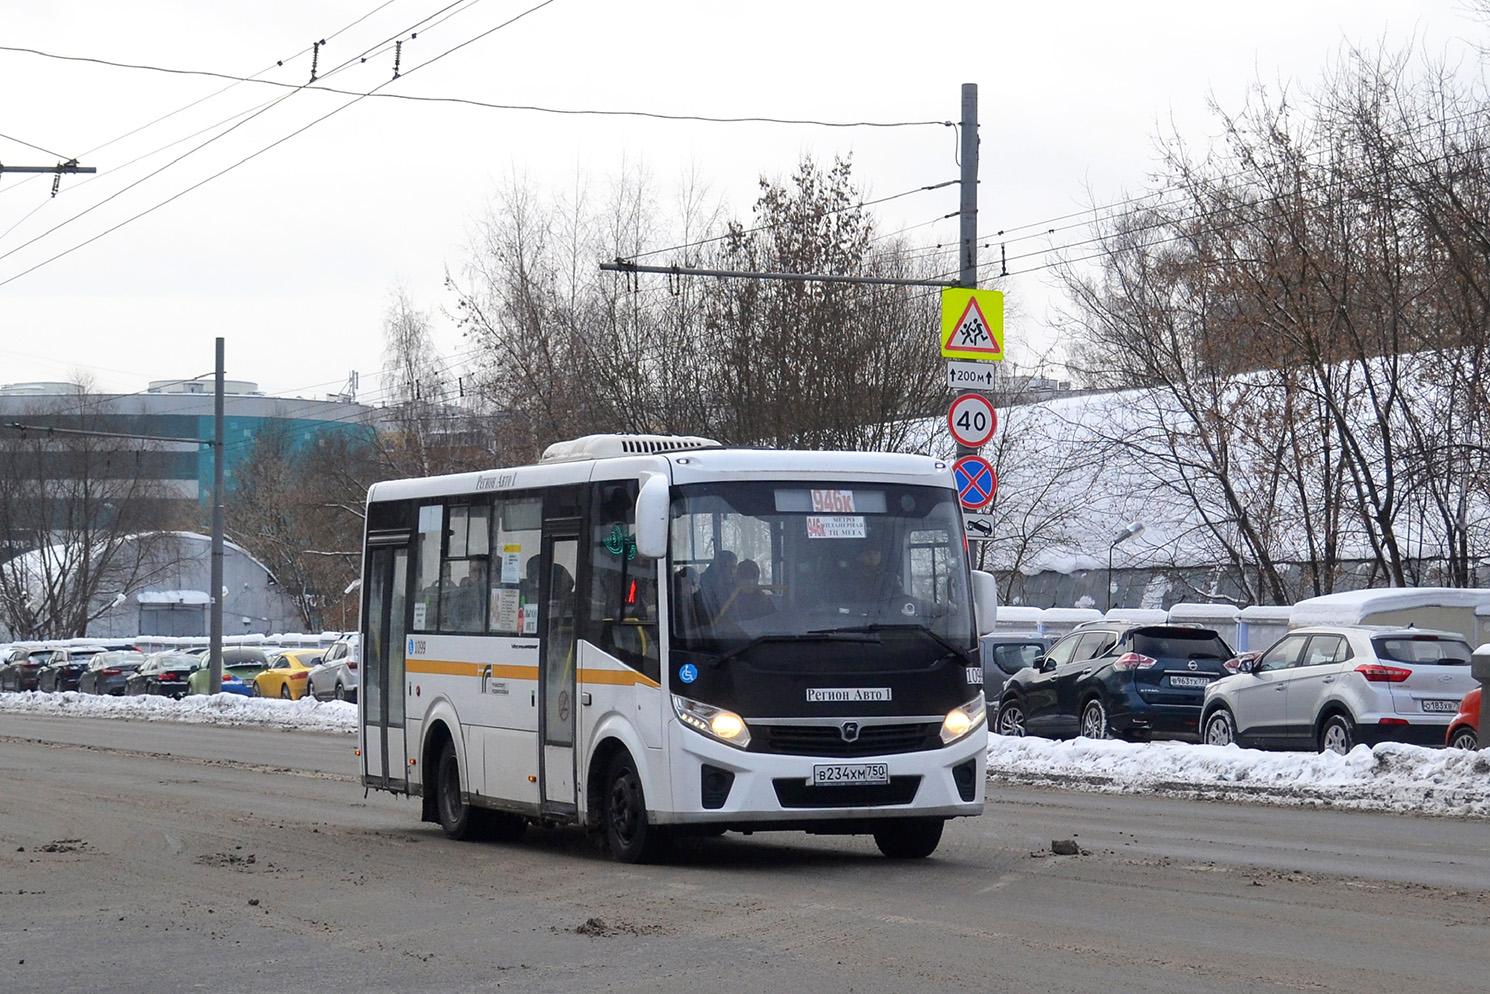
1168, 674, 1210, 688
811, 763, 889, 786
1421, 699, 1458, 713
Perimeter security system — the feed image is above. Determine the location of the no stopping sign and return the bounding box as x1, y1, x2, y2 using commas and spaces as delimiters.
953, 455, 997, 509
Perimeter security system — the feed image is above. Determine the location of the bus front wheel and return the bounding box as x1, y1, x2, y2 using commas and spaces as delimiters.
873, 817, 945, 859
604, 751, 669, 863
436, 740, 480, 841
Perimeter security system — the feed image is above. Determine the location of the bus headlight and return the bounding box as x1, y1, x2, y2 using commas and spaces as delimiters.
940, 694, 987, 744
672, 695, 752, 749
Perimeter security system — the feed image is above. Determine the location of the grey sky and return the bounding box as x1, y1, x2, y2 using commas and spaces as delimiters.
0, 1, 1475, 402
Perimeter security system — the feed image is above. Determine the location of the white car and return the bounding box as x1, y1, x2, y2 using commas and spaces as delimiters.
1200, 625, 1477, 753
306, 634, 359, 703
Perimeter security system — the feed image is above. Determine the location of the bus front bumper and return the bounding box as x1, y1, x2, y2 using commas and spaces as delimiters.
657, 724, 987, 828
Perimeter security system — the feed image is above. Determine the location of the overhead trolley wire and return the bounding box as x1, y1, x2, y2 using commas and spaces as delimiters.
619, 179, 958, 264
971, 101, 1490, 262
0, 33, 949, 130
0, 131, 71, 160
0, 0, 482, 221
0, 0, 556, 288
0, 1, 424, 202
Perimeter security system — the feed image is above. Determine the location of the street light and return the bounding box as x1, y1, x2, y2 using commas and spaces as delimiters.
1107, 521, 1145, 612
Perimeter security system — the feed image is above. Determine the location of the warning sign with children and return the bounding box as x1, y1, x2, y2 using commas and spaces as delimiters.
939, 288, 1005, 360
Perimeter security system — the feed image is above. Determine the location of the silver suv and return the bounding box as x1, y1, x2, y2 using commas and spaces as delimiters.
1200, 625, 1476, 753
306, 634, 360, 703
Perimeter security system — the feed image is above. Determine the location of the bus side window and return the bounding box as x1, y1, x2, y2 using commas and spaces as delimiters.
489, 497, 543, 636
440, 504, 490, 633
589, 482, 659, 681
412, 504, 443, 631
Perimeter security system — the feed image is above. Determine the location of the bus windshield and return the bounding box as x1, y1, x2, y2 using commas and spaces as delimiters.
669, 481, 975, 653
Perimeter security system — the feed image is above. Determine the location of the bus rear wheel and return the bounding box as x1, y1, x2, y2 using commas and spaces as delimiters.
873, 817, 945, 859
604, 751, 669, 863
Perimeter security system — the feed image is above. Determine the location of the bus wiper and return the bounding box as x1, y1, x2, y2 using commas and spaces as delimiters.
705, 632, 880, 668
810, 623, 967, 658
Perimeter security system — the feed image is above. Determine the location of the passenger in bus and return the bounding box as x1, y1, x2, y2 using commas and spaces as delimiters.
549, 562, 576, 617
427, 562, 455, 629
674, 567, 700, 631
835, 545, 899, 604
521, 556, 542, 602
518, 555, 555, 633
452, 570, 484, 631
717, 558, 774, 622
697, 550, 738, 622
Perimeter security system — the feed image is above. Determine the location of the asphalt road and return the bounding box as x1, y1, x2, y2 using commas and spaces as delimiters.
1, 714, 1487, 993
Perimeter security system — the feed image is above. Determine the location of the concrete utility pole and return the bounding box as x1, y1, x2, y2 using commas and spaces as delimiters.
955, 82, 980, 461
208, 340, 226, 693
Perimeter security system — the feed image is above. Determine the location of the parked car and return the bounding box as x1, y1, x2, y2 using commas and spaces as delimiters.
36, 645, 110, 692
124, 651, 201, 699
251, 649, 323, 700
1447, 687, 1480, 750
306, 634, 359, 702
78, 650, 147, 695
994, 622, 1234, 741
980, 633, 1051, 700
0, 644, 49, 692
1201, 625, 1477, 753
185, 646, 271, 697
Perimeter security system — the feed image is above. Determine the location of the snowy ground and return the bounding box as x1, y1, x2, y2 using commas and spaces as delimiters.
2, 691, 1487, 819
0, 689, 359, 734
987, 733, 1490, 819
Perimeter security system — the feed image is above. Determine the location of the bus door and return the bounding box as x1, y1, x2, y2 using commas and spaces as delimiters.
363, 543, 409, 792
540, 526, 580, 814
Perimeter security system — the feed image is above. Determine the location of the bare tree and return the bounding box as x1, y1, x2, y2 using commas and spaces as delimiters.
703, 157, 945, 450
450, 156, 950, 461
226, 423, 373, 631
1059, 43, 1490, 597
378, 287, 469, 478
0, 395, 188, 639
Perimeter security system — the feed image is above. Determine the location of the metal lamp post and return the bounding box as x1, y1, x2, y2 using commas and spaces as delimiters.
1107, 521, 1145, 613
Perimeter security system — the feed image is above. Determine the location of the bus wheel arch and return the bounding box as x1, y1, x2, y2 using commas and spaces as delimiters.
420, 720, 457, 825
585, 736, 630, 832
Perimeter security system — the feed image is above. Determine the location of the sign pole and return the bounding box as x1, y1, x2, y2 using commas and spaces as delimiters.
957, 82, 979, 460
209, 339, 225, 694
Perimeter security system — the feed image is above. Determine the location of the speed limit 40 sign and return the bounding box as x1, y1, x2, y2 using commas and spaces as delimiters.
947, 393, 998, 448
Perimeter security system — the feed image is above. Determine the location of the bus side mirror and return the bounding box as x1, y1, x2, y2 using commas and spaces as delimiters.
634, 474, 670, 560
971, 570, 998, 637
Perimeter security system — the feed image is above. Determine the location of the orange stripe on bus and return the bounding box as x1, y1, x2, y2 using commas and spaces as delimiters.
405, 659, 479, 676
579, 669, 661, 689
406, 658, 657, 689
406, 660, 539, 679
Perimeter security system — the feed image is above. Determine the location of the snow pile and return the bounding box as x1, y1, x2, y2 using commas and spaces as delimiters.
988, 733, 1490, 817
3, 690, 1486, 819
0, 690, 357, 733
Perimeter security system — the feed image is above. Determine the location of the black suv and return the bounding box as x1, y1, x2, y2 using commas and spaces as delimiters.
0, 645, 51, 692
994, 622, 1234, 741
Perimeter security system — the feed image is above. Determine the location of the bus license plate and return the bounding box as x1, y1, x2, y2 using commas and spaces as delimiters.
811, 763, 889, 786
